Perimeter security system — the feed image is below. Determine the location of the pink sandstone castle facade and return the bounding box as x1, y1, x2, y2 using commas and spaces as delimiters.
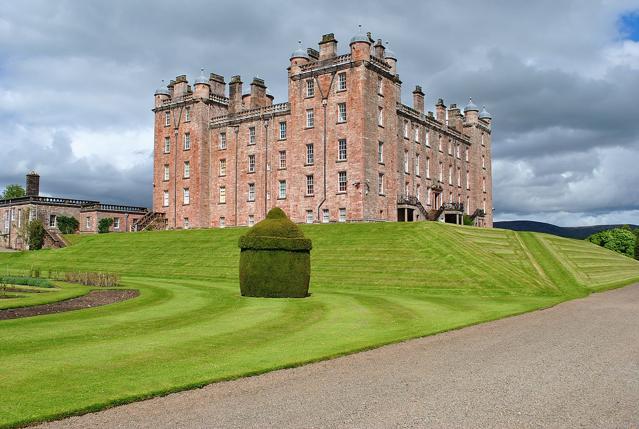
152, 31, 493, 229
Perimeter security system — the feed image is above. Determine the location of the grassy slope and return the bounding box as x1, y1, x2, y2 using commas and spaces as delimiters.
1, 222, 638, 428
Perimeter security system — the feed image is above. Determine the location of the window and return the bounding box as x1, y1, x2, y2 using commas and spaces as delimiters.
219, 132, 227, 149
219, 186, 226, 204
322, 208, 330, 223
456, 145, 460, 159
481, 133, 485, 146
427, 188, 432, 206
184, 133, 191, 150
448, 166, 453, 185
339, 208, 346, 222
279, 150, 286, 169
378, 173, 384, 195
404, 150, 409, 173
183, 188, 190, 205
164, 137, 170, 154
337, 103, 346, 123
306, 175, 314, 195
403, 121, 409, 138
425, 130, 430, 147
483, 177, 486, 193
249, 127, 256, 145
426, 157, 430, 178
184, 218, 190, 229
467, 196, 471, 215
49, 214, 57, 228
378, 107, 383, 126
185, 107, 191, 122
377, 77, 383, 95
338, 139, 347, 161
457, 168, 461, 187
164, 111, 170, 126
306, 109, 314, 128
405, 182, 409, 195
219, 217, 226, 228
113, 217, 120, 230
416, 184, 421, 201
337, 72, 347, 91
85, 216, 91, 229
248, 183, 255, 202
219, 159, 227, 176
439, 162, 443, 182
184, 161, 190, 178
163, 164, 170, 181
415, 154, 420, 176
306, 144, 314, 164
163, 191, 169, 207
279, 121, 287, 139
483, 199, 487, 212
482, 154, 486, 169
466, 171, 470, 190
248, 154, 256, 173
448, 140, 452, 155
17, 209, 21, 228
306, 79, 315, 97
338, 171, 347, 193
248, 215, 255, 227
306, 210, 314, 224
465, 148, 469, 162
414, 127, 420, 142
278, 180, 287, 199
438, 135, 443, 152
378, 141, 384, 163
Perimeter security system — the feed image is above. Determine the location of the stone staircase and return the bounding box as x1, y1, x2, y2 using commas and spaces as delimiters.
133, 212, 167, 232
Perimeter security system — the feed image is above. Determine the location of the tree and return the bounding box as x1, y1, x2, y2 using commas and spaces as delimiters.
634, 229, 639, 261
27, 220, 45, 250
56, 216, 79, 235
98, 218, 114, 234
1, 184, 26, 200
587, 228, 636, 258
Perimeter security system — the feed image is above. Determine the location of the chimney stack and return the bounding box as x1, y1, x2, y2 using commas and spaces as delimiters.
228, 75, 243, 114
413, 85, 424, 112
249, 77, 268, 109
374, 39, 385, 59
26, 171, 40, 197
435, 98, 446, 123
319, 33, 338, 60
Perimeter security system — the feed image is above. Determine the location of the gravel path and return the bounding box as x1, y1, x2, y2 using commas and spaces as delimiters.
38, 284, 639, 429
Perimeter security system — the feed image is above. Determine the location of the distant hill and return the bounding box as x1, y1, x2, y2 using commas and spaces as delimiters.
494, 220, 638, 240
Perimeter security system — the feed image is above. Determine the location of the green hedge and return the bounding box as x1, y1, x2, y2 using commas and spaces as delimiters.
0, 276, 52, 288
238, 207, 311, 298
239, 249, 310, 298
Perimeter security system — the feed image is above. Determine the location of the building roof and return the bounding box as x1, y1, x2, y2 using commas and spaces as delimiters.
350, 25, 370, 45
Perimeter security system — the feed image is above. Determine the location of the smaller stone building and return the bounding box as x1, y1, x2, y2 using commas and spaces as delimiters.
0, 172, 149, 250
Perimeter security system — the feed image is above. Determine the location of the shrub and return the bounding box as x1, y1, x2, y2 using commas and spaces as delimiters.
63, 272, 120, 287
57, 216, 79, 234
587, 227, 636, 258
27, 220, 45, 250
98, 218, 114, 234
238, 208, 311, 298
463, 214, 474, 226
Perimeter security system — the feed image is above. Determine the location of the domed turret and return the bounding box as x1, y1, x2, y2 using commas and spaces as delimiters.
479, 105, 492, 120
464, 97, 479, 113
194, 68, 209, 85
290, 40, 309, 60
154, 80, 170, 96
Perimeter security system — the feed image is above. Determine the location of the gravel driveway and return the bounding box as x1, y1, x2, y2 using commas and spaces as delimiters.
38, 284, 639, 429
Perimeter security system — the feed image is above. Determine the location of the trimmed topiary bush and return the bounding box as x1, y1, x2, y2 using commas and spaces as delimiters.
98, 218, 114, 234
239, 207, 312, 298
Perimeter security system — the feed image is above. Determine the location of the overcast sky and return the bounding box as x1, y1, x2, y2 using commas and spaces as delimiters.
1, 0, 639, 226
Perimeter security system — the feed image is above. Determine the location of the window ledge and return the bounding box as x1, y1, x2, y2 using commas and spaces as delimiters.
336, 192, 347, 195
304, 163, 314, 167
336, 159, 347, 163
304, 194, 315, 198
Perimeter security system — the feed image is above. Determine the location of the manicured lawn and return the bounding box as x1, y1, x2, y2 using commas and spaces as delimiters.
0, 222, 638, 428
0, 282, 90, 310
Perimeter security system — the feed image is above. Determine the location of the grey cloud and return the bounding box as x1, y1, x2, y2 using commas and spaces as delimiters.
0, 0, 638, 226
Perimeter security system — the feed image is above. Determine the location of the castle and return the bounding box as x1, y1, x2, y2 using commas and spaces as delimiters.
152, 31, 493, 229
